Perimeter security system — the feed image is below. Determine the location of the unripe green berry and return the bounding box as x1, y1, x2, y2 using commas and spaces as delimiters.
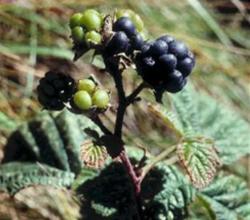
82, 9, 100, 16
85, 31, 101, 44
73, 90, 92, 110
80, 9, 102, 31
131, 14, 144, 32
72, 26, 85, 42
92, 89, 110, 109
77, 79, 96, 94
70, 13, 83, 28
116, 9, 134, 19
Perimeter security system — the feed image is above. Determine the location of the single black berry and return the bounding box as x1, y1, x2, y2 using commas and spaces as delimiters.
158, 54, 177, 73
168, 40, 188, 59
131, 33, 144, 50
105, 31, 129, 56
149, 39, 168, 57
140, 41, 153, 57
113, 17, 136, 37
158, 35, 174, 44
177, 57, 194, 77
163, 70, 185, 93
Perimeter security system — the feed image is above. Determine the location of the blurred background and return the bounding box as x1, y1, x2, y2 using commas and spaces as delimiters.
0, 0, 250, 219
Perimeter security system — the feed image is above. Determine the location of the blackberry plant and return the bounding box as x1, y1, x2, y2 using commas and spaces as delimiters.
1, 8, 250, 220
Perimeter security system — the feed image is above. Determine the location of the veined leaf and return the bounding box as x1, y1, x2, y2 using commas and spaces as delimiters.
0, 162, 74, 195
199, 174, 250, 220
80, 140, 108, 169
147, 103, 184, 139
197, 93, 250, 165
171, 85, 200, 135
177, 137, 221, 188
162, 84, 250, 165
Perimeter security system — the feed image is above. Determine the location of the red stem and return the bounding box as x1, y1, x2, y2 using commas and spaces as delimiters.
119, 150, 141, 195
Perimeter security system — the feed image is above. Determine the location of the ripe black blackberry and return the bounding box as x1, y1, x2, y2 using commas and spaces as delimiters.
37, 71, 76, 110
104, 17, 145, 57
135, 35, 195, 93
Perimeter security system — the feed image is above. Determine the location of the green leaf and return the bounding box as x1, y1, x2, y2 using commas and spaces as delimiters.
199, 173, 250, 220
197, 93, 250, 165
0, 111, 17, 133
147, 103, 184, 139
141, 163, 195, 220
177, 137, 221, 188
3, 109, 102, 174
163, 84, 250, 165
171, 85, 200, 135
0, 162, 74, 195
72, 167, 99, 191
29, 111, 70, 171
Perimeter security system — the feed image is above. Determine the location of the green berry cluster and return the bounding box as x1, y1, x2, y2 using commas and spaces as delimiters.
73, 78, 110, 110
70, 9, 103, 45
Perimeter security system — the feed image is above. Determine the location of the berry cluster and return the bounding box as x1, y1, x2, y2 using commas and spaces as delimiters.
136, 35, 195, 93
37, 71, 76, 110
70, 9, 103, 45
73, 79, 110, 111
104, 9, 145, 57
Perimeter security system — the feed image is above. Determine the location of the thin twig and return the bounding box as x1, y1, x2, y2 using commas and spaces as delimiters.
113, 72, 126, 137
141, 145, 177, 180
90, 115, 112, 135
126, 82, 146, 105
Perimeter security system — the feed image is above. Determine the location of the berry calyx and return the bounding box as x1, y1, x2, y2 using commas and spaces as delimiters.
73, 90, 92, 110
80, 9, 102, 31
92, 89, 110, 109
77, 79, 96, 94
85, 30, 101, 44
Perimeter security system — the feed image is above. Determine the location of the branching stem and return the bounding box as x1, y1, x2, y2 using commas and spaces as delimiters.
141, 145, 178, 180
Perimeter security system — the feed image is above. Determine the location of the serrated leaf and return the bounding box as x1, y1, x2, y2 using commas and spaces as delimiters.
171, 85, 200, 135
142, 163, 195, 219
29, 111, 70, 171
199, 174, 250, 220
147, 103, 183, 140
163, 84, 250, 165
0, 111, 18, 133
197, 93, 250, 165
177, 137, 221, 188
0, 162, 74, 195
80, 140, 108, 169
72, 167, 99, 191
